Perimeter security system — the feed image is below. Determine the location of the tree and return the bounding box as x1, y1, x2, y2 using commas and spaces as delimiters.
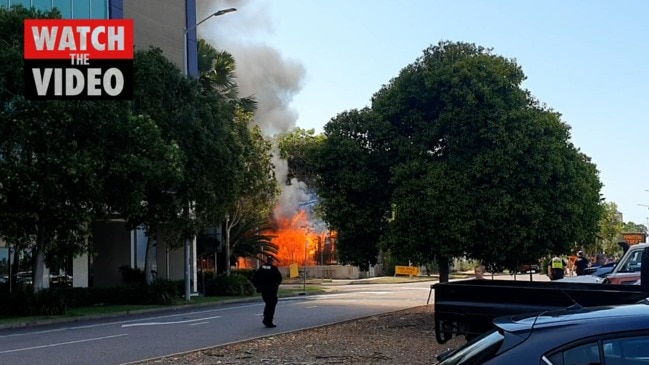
312, 109, 394, 270
222, 112, 279, 274
197, 39, 257, 112
598, 201, 624, 255
130, 47, 245, 283
197, 41, 278, 275
622, 221, 647, 234
371, 41, 602, 281
229, 218, 278, 260
277, 127, 325, 187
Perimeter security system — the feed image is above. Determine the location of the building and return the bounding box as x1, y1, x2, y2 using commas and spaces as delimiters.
0, 0, 201, 289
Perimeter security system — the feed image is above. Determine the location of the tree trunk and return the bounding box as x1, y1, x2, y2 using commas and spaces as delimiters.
144, 228, 158, 284
437, 257, 450, 283
32, 223, 47, 293
225, 216, 231, 276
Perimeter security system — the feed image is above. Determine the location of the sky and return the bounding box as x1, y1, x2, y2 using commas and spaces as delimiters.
197, 0, 649, 226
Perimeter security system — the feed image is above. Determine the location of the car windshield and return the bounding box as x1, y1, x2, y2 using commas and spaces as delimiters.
437, 329, 505, 365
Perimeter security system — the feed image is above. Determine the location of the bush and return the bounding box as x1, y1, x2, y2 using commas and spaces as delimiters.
119, 265, 145, 284
30, 289, 67, 315
204, 273, 256, 297
146, 279, 178, 305
232, 268, 256, 281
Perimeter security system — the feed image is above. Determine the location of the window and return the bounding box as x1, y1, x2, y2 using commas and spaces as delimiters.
33, 0, 54, 11
546, 342, 600, 365
618, 249, 643, 273
52, 0, 70, 17
11, 0, 31, 7
89, 0, 106, 18
72, 0, 89, 18
544, 334, 649, 365
603, 335, 649, 363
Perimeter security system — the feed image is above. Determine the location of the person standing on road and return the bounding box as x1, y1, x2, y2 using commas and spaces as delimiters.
575, 251, 590, 276
550, 256, 566, 280
251, 255, 283, 328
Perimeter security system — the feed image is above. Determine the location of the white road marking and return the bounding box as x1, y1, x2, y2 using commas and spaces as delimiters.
188, 322, 209, 326
0, 334, 128, 354
0, 304, 262, 339
305, 306, 319, 309
121, 315, 222, 328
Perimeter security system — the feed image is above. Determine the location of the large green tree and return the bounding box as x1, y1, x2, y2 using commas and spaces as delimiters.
131, 47, 245, 282
277, 127, 325, 188
370, 41, 602, 281
597, 201, 624, 255
312, 109, 394, 270
197, 40, 279, 273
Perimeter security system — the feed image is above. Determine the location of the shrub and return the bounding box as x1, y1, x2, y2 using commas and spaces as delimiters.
232, 269, 256, 281
146, 279, 178, 305
204, 273, 255, 297
30, 289, 67, 315
119, 265, 145, 284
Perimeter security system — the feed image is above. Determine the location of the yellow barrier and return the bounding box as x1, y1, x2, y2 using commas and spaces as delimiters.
289, 263, 300, 278
395, 265, 419, 276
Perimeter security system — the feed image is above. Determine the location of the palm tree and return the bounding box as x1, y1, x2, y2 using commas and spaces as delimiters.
197, 39, 257, 112
229, 218, 278, 262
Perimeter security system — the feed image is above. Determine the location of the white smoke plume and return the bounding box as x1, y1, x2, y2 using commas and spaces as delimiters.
271, 151, 312, 220
196, 0, 312, 222
196, 0, 305, 136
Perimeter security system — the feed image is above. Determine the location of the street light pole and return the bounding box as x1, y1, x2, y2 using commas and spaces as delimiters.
181, 7, 236, 302
183, 7, 237, 76
303, 236, 307, 292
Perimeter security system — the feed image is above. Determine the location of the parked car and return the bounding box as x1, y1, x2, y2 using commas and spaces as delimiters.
602, 243, 648, 284
436, 301, 649, 364
583, 261, 616, 277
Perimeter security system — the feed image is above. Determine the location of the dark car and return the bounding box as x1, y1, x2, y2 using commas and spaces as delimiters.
583, 261, 616, 277
436, 301, 649, 364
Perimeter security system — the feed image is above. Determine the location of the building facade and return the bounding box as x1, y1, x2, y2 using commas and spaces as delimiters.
0, 0, 200, 289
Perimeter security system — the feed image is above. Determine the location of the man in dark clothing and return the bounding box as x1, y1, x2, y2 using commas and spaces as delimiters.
251, 255, 283, 328
575, 251, 590, 276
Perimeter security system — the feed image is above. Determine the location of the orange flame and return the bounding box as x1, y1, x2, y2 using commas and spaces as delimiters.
269, 209, 337, 266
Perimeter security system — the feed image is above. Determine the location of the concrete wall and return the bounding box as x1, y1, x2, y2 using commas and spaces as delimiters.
278, 265, 363, 280
155, 236, 186, 281
123, 0, 186, 70
92, 221, 132, 287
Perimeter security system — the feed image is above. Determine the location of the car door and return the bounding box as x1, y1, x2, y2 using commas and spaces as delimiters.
541, 332, 649, 365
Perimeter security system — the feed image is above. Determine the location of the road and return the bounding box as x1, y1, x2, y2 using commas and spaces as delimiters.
0, 281, 435, 365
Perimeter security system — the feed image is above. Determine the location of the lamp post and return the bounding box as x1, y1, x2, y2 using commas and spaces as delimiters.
181, 7, 236, 302
183, 7, 237, 76
303, 236, 308, 292
300, 225, 311, 294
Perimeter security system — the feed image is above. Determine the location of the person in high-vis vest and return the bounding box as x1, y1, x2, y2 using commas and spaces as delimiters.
550, 256, 566, 280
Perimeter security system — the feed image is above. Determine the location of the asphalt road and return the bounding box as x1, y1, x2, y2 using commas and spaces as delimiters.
0, 281, 435, 365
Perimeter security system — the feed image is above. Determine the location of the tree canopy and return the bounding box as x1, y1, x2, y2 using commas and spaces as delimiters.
291, 41, 603, 280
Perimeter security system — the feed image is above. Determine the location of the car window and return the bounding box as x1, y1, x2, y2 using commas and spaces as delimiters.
545, 342, 600, 365
436, 329, 504, 365
618, 250, 643, 273
603, 335, 649, 363
543, 334, 649, 365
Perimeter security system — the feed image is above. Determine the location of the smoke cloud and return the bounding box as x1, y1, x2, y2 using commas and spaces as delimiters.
196, 0, 313, 223
271, 151, 312, 219
196, 0, 306, 136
